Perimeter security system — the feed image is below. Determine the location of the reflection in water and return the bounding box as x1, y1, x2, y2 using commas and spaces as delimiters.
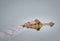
0, 26, 24, 39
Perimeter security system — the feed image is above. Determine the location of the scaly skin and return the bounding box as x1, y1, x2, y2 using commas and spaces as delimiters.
21, 19, 54, 31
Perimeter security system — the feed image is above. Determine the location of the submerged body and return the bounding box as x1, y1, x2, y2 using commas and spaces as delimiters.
21, 19, 54, 31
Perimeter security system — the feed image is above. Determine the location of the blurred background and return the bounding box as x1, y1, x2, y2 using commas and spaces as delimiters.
0, 0, 60, 41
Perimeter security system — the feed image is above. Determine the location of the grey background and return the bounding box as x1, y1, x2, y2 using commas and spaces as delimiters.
0, 0, 60, 41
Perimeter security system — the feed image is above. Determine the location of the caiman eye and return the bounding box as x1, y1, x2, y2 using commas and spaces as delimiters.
34, 24, 36, 25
